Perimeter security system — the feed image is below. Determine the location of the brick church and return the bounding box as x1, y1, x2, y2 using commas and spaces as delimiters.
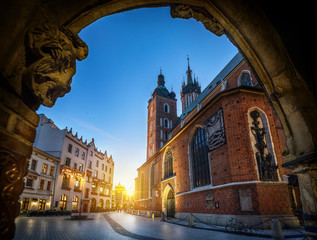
134, 53, 300, 228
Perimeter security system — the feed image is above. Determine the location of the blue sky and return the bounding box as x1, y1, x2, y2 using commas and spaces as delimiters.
37, 7, 238, 192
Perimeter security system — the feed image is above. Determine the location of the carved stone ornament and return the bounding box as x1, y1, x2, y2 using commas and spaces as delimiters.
0, 150, 25, 239
23, 21, 88, 107
250, 110, 278, 181
203, 108, 226, 151
170, 5, 224, 36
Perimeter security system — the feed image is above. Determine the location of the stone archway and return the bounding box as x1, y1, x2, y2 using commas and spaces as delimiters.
0, 0, 316, 239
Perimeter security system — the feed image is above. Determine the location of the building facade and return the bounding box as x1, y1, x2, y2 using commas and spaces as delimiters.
134, 53, 299, 228
20, 147, 60, 211
112, 183, 134, 211
22, 114, 114, 213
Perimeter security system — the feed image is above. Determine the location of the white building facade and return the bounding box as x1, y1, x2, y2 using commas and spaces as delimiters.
20, 147, 60, 211
24, 114, 114, 213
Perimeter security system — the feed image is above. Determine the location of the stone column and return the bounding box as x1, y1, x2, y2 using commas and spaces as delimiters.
0, 86, 39, 239
283, 155, 317, 240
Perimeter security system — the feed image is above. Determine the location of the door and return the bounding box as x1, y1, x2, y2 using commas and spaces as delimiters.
166, 190, 175, 217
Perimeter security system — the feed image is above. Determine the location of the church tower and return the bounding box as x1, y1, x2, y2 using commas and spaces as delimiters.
181, 57, 201, 112
147, 69, 178, 160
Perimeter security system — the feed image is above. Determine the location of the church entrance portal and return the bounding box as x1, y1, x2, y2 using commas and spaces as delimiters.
166, 189, 175, 218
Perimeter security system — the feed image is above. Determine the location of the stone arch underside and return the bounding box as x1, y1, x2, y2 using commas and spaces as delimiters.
0, 0, 317, 239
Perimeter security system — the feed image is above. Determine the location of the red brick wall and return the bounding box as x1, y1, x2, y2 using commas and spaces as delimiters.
135, 60, 294, 218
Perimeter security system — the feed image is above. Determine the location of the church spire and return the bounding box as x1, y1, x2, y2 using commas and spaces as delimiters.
181, 56, 201, 112
186, 55, 193, 84
157, 67, 165, 86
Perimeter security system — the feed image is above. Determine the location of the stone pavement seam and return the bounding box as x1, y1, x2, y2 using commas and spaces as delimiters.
103, 214, 163, 240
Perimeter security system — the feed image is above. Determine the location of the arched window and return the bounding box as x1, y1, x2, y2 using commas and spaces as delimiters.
164, 118, 169, 128
59, 194, 68, 210
164, 103, 170, 113
149, 163, 155, 197
238, 70, 252, 86
249, 109, 278, 181
72, 196, 79, 210
164, 148, 173, 179
140, 173, 144, 199
191, 127, 211, 188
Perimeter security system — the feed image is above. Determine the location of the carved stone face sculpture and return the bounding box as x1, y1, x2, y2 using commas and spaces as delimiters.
24, 22, 88, 107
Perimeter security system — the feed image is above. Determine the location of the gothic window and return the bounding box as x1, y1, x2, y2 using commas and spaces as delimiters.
149, 164, 155, 197
191, 127, 211, 188
88, 161, 92, 168
238, 70, 252, 86
81, 152, 85, 159
164, 103, 170, 113
140, 173, 144, 199
164, 131, 168, 140
74, 163, 77, 169
90, 151, 93, 156
249, 110, 278, 181
164, 148, 173, 179
164, 118, 169, 128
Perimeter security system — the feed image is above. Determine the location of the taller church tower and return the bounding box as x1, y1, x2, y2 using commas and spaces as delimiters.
147, 69, 178, 160
181, 57, 201, 112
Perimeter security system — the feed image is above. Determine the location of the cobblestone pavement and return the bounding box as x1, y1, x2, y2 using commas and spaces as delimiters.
14, 214, 130, 240
14, 212, 297, 240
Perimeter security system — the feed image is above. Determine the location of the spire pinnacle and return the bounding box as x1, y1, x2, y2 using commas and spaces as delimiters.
186, 55, 193, 84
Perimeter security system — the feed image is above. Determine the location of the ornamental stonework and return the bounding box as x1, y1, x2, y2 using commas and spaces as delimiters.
23, 19, 88, 107
203, 108, 226, 151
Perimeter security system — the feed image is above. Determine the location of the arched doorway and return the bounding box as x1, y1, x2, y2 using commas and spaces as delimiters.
0, 1, 316, 239
166, 189, 175, 218
162, 184, 175, 217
